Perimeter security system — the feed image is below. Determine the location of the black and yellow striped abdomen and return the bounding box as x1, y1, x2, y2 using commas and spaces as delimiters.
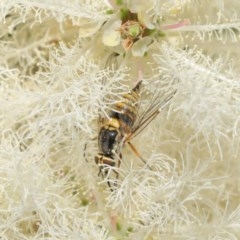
110, 81, 141, 128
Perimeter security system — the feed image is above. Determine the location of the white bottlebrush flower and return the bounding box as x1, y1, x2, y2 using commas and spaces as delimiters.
1, 0, 240, 239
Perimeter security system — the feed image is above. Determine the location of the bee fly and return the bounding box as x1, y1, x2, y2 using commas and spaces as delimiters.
95, 81, 141, 181
95, 80, 176, 190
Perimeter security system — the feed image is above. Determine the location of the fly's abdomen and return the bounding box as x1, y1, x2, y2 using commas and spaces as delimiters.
111, 81, 141, 127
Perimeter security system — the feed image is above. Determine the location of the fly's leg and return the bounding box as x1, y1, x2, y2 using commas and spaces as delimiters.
127, 141, 152, 170
102, 156, 122, 191
98, 166, 114, 192
83, 143, 89, 162
84, 137, 97, 163
114, 152, 122, 188
98, 158, 120, 191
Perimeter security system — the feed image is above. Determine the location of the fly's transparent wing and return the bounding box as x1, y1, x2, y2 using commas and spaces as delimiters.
125, 79, 176, 142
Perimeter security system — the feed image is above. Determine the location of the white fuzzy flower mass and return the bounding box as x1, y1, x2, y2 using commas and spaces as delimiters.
1, 0, 240, 239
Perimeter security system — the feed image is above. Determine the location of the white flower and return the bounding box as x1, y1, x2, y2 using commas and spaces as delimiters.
2, 0, 240, 239
102, 16, 122, 47
101, 0, 186, 57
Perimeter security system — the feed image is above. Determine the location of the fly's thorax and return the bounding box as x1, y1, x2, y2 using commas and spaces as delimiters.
106, 117, 121, 129
98, 118, 121, 156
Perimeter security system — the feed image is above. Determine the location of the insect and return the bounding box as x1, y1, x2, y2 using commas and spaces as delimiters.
95, 79, 176, 190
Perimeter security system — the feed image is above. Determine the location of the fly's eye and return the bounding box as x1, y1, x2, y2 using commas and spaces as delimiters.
95, 156, 99, 164
95, 155, 101, 164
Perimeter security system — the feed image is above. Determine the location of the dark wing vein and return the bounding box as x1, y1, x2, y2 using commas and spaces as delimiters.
125, 88, 176, 143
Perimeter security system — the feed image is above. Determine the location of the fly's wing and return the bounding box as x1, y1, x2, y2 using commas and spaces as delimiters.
125, 80, 176, 142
